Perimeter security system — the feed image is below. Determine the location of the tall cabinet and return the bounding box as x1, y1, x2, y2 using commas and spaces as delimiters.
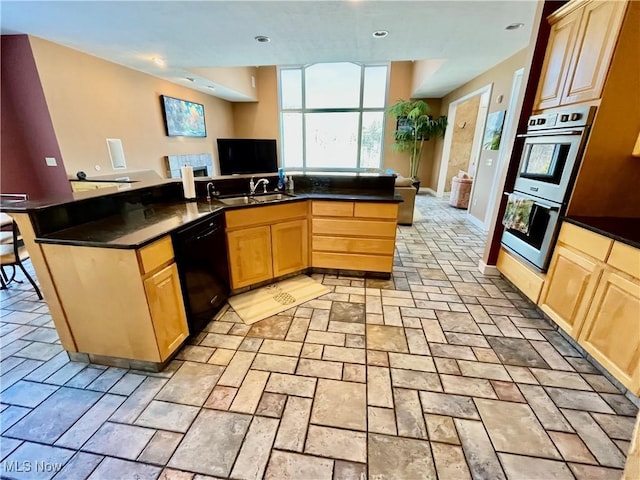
533, 0, 627, 111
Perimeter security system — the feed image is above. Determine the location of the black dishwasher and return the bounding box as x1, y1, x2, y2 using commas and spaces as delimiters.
172, 212, 229, 335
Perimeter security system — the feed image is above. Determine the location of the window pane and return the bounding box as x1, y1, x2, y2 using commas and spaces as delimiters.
305, 63, 361, 109
280, 69, 302, 109
360, 112, 384, 169
282, 113, 303, 168
305, 112, 359, 168
363, 66, 388, 108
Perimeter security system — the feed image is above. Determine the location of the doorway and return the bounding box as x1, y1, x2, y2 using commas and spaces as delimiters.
437, 84, 492, 201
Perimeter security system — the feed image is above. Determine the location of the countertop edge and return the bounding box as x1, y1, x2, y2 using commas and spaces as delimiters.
34, 193, 401, 250
562, 216, 640, 250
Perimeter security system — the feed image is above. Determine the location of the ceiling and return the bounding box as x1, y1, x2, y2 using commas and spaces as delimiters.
1, 1, 539, 101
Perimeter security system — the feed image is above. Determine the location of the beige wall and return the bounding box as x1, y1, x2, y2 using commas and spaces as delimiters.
383, 61, 441, 185
445, 95, 481, 190
232, 66, 279, 141
432, 49, 528, 213
29, 36, 235, 178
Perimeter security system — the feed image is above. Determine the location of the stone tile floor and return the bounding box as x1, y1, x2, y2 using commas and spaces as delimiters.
1, 194, 638, 480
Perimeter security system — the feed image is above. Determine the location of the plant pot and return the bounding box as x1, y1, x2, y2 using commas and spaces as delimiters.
411, 178, 421, 193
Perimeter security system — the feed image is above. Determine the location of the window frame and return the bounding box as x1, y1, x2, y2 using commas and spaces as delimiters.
278, 62, 390, 172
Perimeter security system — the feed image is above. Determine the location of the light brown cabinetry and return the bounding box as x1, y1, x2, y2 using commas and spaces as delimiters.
144, 263, 189, 360
496, 248, 546, 303
538, 223, 611, 336
311, 201, 398, 273
227, 226, 274, 288
579, 266, 640, 394
539, 222, 639, 395
41, 236, 188, 363
534, 0, 627, 110
225, 202, 308, 289
272, 219, 308, 277
578, 240, 640, 395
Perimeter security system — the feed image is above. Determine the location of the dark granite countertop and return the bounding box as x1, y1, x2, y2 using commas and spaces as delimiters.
36, 201, 226, 249
563, 216, 640, 249
34, 192, 401, 249
1, 177, 177, 212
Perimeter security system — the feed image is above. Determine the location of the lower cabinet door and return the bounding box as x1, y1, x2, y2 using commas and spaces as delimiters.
271, 219, 308, 277
144, 263, 189, 361
539, 245, 602, 337
578, 268, 640, 395
227, 225, 273, 289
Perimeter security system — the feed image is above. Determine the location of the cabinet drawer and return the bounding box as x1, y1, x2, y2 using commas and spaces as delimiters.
497, 248, 545, 303
226, 201, 308, 229
138, 236, 174, 275
312, 218, 396, 238
558, 223, 612, 261
312, 235, 395, 255
312, 201, 354, 217
607, 241, 640, 279
312, 251, 393, 273
354, 202, 398, 219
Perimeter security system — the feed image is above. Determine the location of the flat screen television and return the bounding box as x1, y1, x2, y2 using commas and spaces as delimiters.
160, 95, 206, 137
217, 138, 278, 175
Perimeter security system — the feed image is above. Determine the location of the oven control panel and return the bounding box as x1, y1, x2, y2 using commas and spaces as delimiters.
527, 105, 596, 131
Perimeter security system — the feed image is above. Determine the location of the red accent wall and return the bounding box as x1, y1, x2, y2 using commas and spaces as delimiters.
1, 35, 71, 199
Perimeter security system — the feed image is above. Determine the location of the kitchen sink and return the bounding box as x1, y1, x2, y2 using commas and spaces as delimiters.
219, 193, 295, 206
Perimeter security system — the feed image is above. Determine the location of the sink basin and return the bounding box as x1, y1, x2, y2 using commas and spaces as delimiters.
219, 193, 294, 206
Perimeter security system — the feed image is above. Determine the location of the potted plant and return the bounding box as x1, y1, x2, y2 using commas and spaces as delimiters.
388, 99, 448, 184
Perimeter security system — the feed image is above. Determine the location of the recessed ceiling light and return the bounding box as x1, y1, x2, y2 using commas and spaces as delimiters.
152, 57, 166, 67
372, 30, 388, 38
185, 77, 195, 82
207, 85, 216, 90
255, 35, 270, 43
505, 23, 524, 30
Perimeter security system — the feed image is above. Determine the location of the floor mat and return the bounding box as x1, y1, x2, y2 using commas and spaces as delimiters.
228, 275, 330, 325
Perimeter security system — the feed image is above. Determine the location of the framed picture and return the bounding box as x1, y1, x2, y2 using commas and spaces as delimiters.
482, 110, 506, 150
396, 116, 414, 134
160, 95, 207, 137
396, 116, 430, 140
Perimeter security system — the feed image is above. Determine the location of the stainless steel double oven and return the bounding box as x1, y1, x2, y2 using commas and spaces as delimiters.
501, 105, 596, 271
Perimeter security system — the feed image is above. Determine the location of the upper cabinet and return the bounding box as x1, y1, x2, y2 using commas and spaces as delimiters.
534, 0, 627, 111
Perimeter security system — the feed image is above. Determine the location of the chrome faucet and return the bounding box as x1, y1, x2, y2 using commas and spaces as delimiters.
249, 177, 269, 195
206, 182, 219, 200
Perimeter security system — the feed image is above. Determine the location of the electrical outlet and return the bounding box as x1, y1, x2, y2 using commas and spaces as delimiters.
486, 158, 493, 166
45, 157, 57, 167
251, 75, 256, 88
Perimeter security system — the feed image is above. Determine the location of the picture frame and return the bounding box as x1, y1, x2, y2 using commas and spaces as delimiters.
160, 95, 207, 137
482, 110, 506, 150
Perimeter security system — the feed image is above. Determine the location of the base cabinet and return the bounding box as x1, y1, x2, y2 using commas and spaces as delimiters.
311, 201, 397, 273
225, 202, 308, 290
578, 267, 640, 394
538, 222, 640, 395
227, 226, 274, 288
272, 219, 308, 278
41, 236, 188, 363
144, 263, 189, 360
538, 244, 602, 337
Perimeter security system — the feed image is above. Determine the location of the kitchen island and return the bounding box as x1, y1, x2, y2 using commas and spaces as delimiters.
1, 172, 401, 370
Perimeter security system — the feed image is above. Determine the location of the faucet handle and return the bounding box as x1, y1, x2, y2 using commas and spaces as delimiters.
249, 176, 255, 193
263, 179, 269, 193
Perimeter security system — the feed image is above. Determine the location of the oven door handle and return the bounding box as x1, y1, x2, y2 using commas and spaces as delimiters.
517, 129, 583, 138
503, 192, 560, 211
